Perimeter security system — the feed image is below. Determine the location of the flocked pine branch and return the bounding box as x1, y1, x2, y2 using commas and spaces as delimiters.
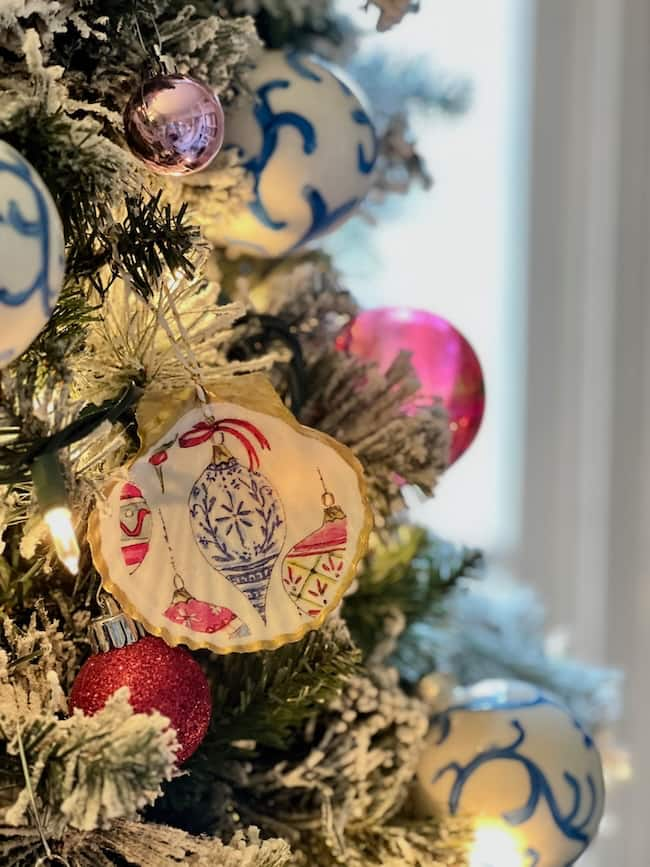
225, 0, 333, 26
0, 614, 177, 837
71, 266, 275, 404
334, 817, 471, 867
344, 527, 481, 661
0, 821, 292, 867
3, 690, 179, 835
217, 666, 469, 866
0, 2, 260, 106
207, 616, 362, 750
300, 350, 449, 521
422, 581, 623, 733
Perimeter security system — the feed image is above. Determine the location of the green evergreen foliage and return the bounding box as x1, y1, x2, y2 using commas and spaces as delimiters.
207, 619, 362, 751
344, 527, 481, 662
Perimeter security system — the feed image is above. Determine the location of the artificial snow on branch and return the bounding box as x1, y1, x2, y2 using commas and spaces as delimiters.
419, 581, 622, 733
71, 270, 270, 404
300, 350, 449, 520
0, 821, 293, 867
226, 0, 333, 28
0, 615, 178, 838
230, 665, 470, 866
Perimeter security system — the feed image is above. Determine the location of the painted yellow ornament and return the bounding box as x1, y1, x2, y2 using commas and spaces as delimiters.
90, 376, 371, 653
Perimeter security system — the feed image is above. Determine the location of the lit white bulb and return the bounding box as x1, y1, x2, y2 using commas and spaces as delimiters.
469, 821, 524, 867
44, 507, 80, 575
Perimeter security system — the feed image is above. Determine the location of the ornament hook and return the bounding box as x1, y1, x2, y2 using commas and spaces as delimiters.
317, 467, 335, 508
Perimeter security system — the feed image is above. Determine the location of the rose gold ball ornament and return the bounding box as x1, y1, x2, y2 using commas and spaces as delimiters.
123, 73, 225, 175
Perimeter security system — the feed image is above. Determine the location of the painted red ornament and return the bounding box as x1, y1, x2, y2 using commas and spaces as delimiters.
119, 481, 152, 573
282, 474, 348, 618
124, 73, 225, 175
164, 588, 250, 638
337, 307, 485, 464
69, 634, 211, 763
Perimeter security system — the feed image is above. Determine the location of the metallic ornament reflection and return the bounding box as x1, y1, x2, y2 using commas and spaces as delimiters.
124, 73, 225, 175
337, 307, 485, 465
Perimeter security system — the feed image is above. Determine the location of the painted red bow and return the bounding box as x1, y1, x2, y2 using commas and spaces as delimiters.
178, 418, 271, 470
148, 435, 178, 493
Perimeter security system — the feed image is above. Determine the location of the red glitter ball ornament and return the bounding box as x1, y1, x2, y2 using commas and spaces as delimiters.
337, 307, 485, 464
69, 635, 211, 763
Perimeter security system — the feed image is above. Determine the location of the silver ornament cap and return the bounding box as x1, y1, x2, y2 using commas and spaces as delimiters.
90, 592, 146, 653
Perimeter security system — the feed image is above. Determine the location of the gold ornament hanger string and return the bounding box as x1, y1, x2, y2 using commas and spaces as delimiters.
153, 274, 216, 423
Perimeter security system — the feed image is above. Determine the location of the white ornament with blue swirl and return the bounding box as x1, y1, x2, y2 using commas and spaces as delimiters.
0, 141, 65, 368
414, 679, 605, 867
198, 50, 378, 258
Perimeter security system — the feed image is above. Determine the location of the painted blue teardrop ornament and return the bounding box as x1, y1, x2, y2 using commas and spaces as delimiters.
195, 50, 378, 258
0, 141, 65, 368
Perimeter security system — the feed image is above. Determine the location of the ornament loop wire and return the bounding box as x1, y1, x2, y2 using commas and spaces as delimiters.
132, 0, 167, 75
317, 468, 335, 507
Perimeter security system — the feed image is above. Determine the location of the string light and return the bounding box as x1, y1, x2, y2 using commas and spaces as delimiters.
31, 452, 80, 575
43, 507, 80, 575
469, 821, 524, 867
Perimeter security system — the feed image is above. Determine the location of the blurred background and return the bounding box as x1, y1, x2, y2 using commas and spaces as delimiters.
328, 1, 650, 864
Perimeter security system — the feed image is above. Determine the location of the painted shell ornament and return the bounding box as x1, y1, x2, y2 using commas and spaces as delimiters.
89, 376, 371, 653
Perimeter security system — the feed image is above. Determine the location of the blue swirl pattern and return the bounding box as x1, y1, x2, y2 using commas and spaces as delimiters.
0, 149, 59, 315
227, 51, 378, 257
429, 691, 603, 867
352, 108, 379, 174
244, 80, 316, 231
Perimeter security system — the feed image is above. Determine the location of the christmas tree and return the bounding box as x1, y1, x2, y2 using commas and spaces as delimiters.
0, 3, 621, 866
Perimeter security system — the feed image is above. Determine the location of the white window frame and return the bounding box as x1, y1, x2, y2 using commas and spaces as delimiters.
523, 2, 650, 863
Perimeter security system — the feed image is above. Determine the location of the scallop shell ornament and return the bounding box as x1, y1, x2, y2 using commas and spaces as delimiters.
89, 376, 371, 653
188, 50, 378, 258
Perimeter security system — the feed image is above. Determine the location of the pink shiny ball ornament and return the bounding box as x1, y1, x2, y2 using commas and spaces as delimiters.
69, 635, 212, 764
123, 73, 225, 175
337, 307, 485, 464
